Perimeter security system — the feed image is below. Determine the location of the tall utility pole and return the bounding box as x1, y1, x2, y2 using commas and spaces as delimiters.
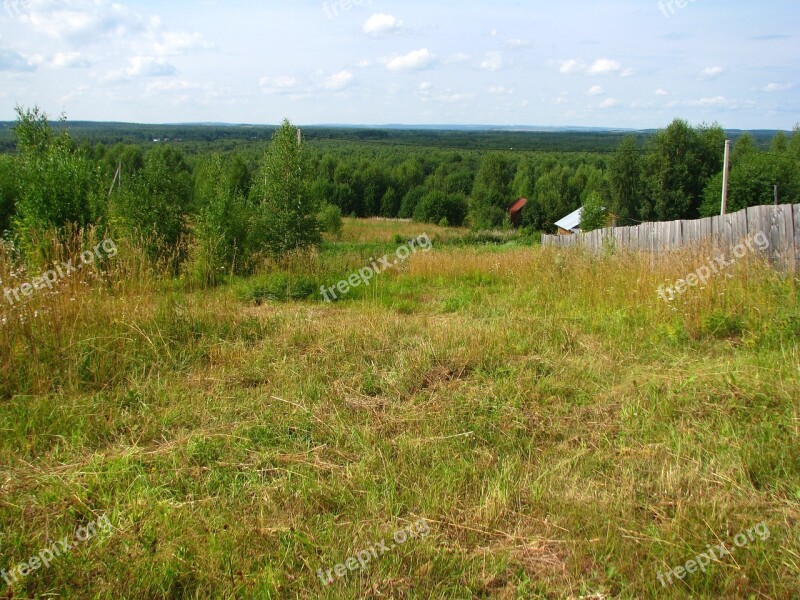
720, 139, 731, 215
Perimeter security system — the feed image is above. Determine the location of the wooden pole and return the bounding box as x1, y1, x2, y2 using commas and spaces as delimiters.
720, 139, 731, 215
774, 184, 779, 206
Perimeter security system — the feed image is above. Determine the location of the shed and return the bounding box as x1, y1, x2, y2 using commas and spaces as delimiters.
509, 197, 528, 228
554, 207, 583, 235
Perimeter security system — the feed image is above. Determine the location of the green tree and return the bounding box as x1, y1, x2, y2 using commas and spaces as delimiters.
413, 191, 468, 226
13, 106, 99, 237
580, 191, 607, 231
469, 153, 516, 229
109, 144, 193, 268
607, 136, 642, 226
641, 119, 723, 221
0, 154, 17, 233
188, 154, 254, 285
250, 119, 320, 256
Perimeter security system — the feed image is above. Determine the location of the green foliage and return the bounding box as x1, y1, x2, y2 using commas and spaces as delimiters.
607, 135, 642, 226
109, 144, 193, 269
318, 203, 343, 236
188, 154, 254, 286
0, 154, 17, 233
12, 106, 99, 248
237, 272, 319, 303
250, 120, 321, 256
413, 190, 468, 226
580, 191, 607, 232
700, 150, 800, 216
469, 153, 516, 229
641, 119, 724, 221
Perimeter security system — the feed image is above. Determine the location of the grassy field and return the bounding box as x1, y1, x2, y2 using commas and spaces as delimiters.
1, 218, 799, 599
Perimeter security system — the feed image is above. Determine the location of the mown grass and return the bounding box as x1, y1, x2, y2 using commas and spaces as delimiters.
0, 220, 799, 599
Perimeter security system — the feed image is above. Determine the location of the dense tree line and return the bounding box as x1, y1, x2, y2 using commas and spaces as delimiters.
1, 108, 798, 281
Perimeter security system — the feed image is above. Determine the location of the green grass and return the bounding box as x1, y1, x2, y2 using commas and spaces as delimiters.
0, 224, 799, 598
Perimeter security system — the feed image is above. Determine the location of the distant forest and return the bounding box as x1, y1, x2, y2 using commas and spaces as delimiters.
1, 111, 798, 278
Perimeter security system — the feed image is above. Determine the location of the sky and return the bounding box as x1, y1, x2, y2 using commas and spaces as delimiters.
0, 0, 798, 129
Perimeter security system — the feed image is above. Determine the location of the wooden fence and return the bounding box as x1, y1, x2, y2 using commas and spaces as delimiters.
541, 203, 800, 272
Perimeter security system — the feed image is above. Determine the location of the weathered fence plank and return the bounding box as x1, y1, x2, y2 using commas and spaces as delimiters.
541, 204, 798, 270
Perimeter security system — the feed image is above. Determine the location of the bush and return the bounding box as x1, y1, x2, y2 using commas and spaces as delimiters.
238, 273, 319, 304
413, 191, 467, 226
318, 203, 343, 237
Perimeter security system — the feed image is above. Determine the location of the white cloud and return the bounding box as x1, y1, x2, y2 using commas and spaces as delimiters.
0, 48, 35, 72
655, 88, 669, 96
589, 58, 621, 75
599, 98, 618, 108
762, 82, 793, 92
700, 66, 725, 80
385, 48, 435, 71
587, 85, 603, 96
356, 59, 372, 68
51, 51, 90, 68
259, 75, 298, 94
480, 51, 503, 72
445, 53, 471, 64
488, 86, 513, 95
558, 59, 581, 74
419, 81, 432, 91
684, 95, 734, 107
362, 14, 403, 37
323, 70, 354, 91
105, 56, 177, 81
620, 68, 635, 78
507, 38, 530, 47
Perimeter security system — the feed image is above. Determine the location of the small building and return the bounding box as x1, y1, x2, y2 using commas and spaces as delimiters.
509, 197, 528, 228
554, 207, 583, 235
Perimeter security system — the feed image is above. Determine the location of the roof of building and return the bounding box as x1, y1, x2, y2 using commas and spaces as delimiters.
509, 197, 528, 214
554, 207, 583, 232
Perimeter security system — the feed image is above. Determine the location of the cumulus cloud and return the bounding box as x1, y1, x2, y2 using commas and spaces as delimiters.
259, 75, 298, 94
587, 85, 603, 96
362, 13, 403, 37
599, 98, 618, 108
507, 38, 530, 47
51, 51, 91, 68
488, 86, 513, 95
105, 56, 177, 81
445, 53, 470, 64
684, 96, 735, 107
589, 58, 621, 75
323, 70, 354, 91
655, 88, 669, 96
385, 48, 435, 71
0, 48, 36, 72
480, 51, 503, 71
700, 66, 725, 80
558, 59, 581, 74
762, 82, 793, 92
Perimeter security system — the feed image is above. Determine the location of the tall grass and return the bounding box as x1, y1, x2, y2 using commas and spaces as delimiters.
0, 223, 798, 599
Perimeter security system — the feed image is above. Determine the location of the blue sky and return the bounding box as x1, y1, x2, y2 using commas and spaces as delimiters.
0, 0, 798, 128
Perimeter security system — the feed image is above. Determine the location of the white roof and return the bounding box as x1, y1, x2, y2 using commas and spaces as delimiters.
554, 207, 583, 232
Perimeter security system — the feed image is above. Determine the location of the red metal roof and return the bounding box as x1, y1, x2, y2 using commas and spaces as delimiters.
509, 197, 528, 214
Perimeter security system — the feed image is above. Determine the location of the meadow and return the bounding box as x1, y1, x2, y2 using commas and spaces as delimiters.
0, 218, 799, 599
